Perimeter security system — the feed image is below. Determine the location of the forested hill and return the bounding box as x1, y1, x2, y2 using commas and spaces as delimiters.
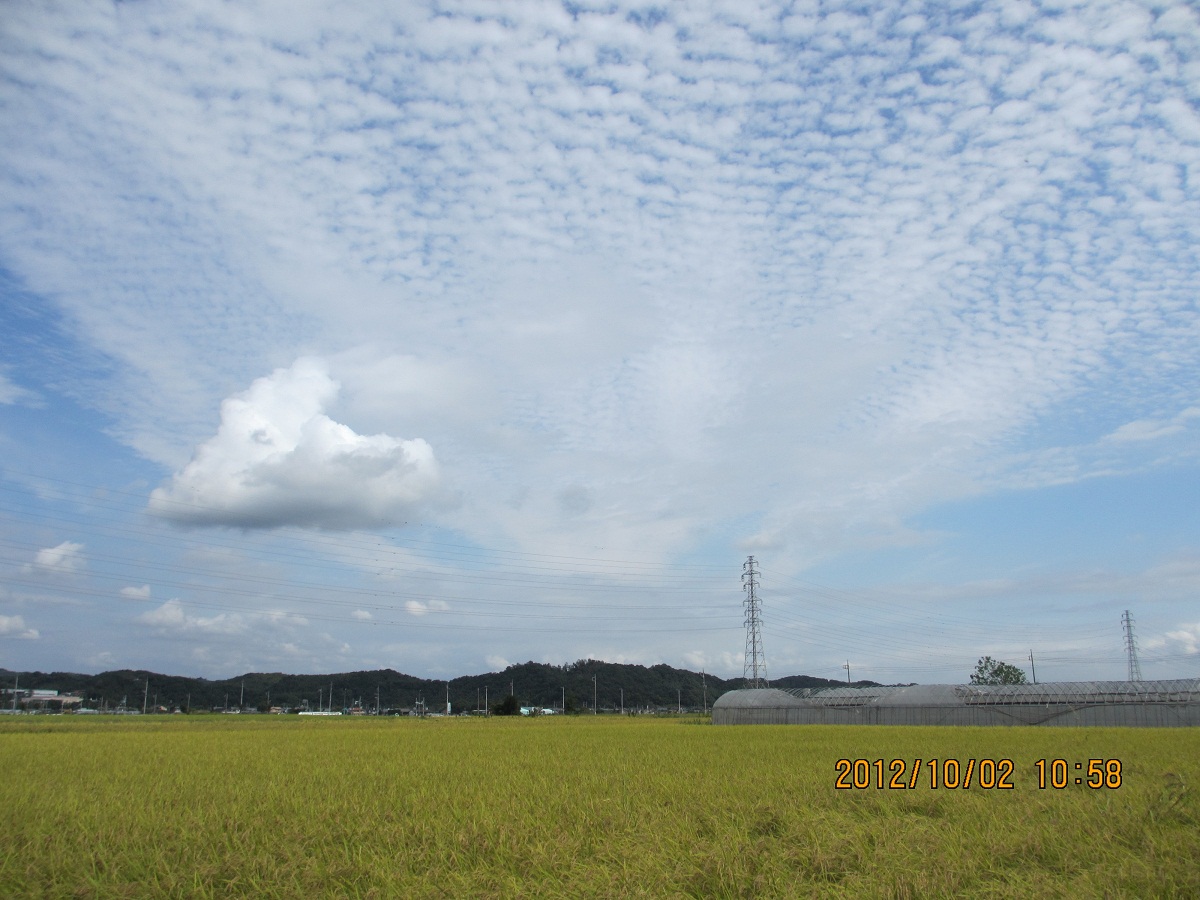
0, 662, 880, 713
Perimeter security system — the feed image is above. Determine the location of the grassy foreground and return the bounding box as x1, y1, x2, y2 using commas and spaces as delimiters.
0, 715, 1196, 898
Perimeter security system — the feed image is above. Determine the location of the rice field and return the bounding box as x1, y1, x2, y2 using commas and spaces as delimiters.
1, 715, 1197, 898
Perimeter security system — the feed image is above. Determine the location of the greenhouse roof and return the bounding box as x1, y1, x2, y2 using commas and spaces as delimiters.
717, 678, 1200, 709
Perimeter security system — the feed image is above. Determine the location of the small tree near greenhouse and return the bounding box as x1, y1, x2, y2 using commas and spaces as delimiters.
492, 694, 521, 716
970, 656, 1028, 685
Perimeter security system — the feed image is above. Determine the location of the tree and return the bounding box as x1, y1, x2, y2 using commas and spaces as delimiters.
970, 656, 1028, 685
492, 694, 521, 716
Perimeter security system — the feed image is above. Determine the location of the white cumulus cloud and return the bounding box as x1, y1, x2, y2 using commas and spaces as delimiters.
405, 599, 449, 617
32, 541, 85, 574
261, 610, 309, 628
136, 599, 246, 635
0, 615, 39, 640
149, 358, 439, 529
120, 585, 152, 600
1166, 623, 1200, 655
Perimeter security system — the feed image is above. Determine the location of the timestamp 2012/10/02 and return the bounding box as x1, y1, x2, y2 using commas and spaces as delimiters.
834, 758, 1123, 790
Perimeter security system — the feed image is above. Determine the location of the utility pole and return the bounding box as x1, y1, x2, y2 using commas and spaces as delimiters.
143, 678, 149, 715
843, 662, 851, 685
701, 670, 708, 716
240, 680, 244, 710
620, 687, 624, 715
1028, 650, 1037, 685
1122, 610, 1143, 682
561, 686, 565, 712
592, 674, 597, 714
742, 556, 767, 687
485, 685, 488, 716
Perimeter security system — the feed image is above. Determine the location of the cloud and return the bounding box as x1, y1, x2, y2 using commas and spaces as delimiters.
7, 3, 1197, 559
135, 599, 311, 640
120, 585, 151, 600
1165, 623, 1200, 655
0, 1, 1198, 680
136, 600, 190, 627
0, 615, 39, 640
351, 609, 372, 621
148, 358, 439, 529
136, 599, 246, 635
557, 485, 593, 517
1104, 408, 1200, 444
261, 609, 309, 628
405, 599, 449, 617
0, 372, 36, 406
32, 542, 85, 574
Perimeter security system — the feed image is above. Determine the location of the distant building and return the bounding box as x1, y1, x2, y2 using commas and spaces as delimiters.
10, 690, 84, 711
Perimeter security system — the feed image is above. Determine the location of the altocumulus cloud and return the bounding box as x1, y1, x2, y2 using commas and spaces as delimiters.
149, 358, 438, 529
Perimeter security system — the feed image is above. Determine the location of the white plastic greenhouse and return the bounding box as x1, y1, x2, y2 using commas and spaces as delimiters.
712, 679, 1200, 726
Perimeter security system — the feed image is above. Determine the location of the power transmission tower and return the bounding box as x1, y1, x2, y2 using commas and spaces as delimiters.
742, 556, 768, 688
1121, 610, 1142, 682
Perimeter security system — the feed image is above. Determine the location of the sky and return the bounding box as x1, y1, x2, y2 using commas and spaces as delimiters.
0, 0, 1197, 685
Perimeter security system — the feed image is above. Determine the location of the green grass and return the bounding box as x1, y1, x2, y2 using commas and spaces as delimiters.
1, 716, 1197, 898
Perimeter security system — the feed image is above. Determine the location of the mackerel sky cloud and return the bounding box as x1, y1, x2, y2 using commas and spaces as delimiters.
0, 0, 1197, 682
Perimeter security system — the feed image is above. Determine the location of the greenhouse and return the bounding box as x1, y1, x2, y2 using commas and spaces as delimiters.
712, 679, 1200, 727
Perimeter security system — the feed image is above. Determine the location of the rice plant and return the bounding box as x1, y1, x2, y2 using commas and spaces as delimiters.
0, 715, 1195, 897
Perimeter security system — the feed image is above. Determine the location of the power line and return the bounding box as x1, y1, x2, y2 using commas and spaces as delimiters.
4, 471, 1196, 681
0, 473, 729, 573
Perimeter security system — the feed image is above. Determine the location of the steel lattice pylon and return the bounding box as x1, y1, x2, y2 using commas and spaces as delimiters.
742, 555, 767, 688
1122, 610, 1143, 682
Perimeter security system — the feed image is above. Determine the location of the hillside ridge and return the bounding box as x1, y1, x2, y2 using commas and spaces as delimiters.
0, 662, 883, 712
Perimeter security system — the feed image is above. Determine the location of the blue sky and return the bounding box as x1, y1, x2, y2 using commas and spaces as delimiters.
1, 0, 1197, 682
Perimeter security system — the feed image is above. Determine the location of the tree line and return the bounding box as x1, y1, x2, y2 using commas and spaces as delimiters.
1, 660, 880, 713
